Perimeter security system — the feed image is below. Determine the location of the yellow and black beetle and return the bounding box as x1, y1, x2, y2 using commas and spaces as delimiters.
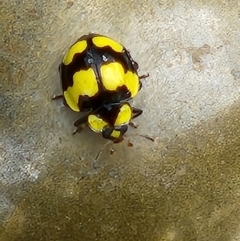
53, 33, 148, 112
73, 102, 143, 143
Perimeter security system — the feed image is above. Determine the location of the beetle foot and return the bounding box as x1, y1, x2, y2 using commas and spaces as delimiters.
129, 121, 138, 128
72, 127, 82, 135
52, 94, 63, 100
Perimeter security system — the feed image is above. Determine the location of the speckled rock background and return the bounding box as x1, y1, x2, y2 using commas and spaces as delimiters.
1, 0, 240, 240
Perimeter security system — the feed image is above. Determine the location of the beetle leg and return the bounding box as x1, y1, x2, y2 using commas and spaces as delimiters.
72, 126, 83, 135
138, 134, 155, 142
72, 113, 89, 135
129, 122, 138, 129
139, 73, 149, 79
52, 94, 68, 107
132, 107, 143, 119
74, 114, 89, 127
52, 94, 63, 100
139, 81, 143, 91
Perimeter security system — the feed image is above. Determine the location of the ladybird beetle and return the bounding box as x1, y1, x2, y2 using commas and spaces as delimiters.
53, 33, 148, 112
73, 102, 143, 143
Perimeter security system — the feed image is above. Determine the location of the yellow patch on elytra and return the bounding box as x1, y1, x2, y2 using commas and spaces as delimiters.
63, 40, 87, 65
92, 36, 123, 53
114, 103, 132, 126
124, 71, 139, 98
64, 68, 98, 112
100, 62, 125, 91
100, 62, 139, 97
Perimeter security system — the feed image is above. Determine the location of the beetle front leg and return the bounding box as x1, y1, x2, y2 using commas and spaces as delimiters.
52, 94, 68, 107
72, 114, 89, 135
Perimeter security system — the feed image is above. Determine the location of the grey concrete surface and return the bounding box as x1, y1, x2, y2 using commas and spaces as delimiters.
1, 0, 240, 240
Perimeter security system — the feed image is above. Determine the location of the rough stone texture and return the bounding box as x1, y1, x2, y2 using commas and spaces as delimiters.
1, 0, 240, 240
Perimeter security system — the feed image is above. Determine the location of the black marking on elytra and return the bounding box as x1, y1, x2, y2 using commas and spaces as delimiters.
61, 34, 139, 90
77, 85, 130, 112
59, 34, 141, 112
